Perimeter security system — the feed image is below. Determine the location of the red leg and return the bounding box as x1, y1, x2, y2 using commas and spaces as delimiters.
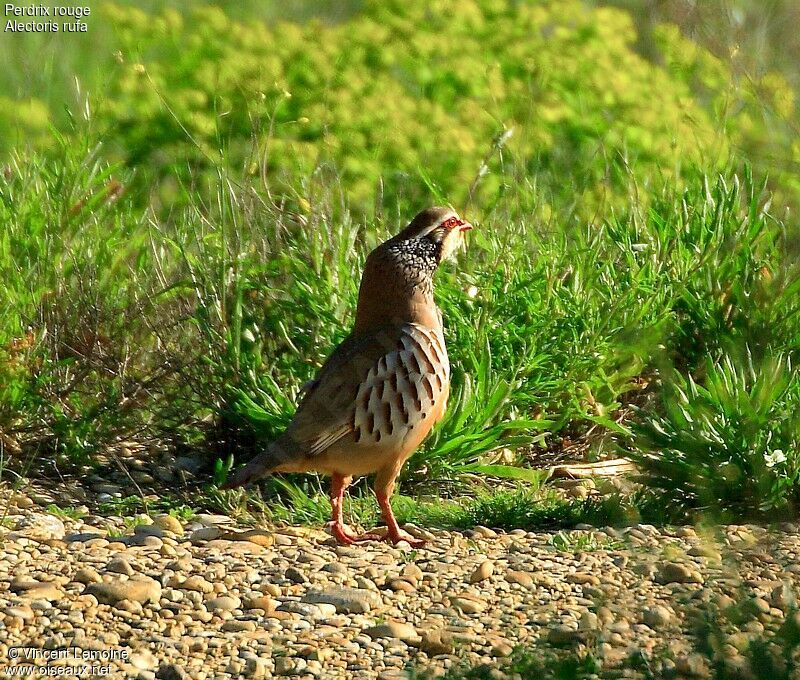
328, 474, 357, 545
376, 492, 425, 547
374, 468, 425, 548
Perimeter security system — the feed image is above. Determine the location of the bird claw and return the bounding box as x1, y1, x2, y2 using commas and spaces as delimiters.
350, 532, 386, 543
326, 522, 425, 547
327, 521, 360, 545
387, 530, 426, 548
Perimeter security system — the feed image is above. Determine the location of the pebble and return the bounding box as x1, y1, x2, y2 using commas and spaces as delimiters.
3, 506, 799, 679
449, 594, 487, 614
365, 621, 419, 640
419, 629, 455, 655
505, 570, 534, 589
302, 587, 382, 614
86, 577, 162, 605
656, 561, 704, 584
643, 604, 673, 629
548, 624, 585, 646
470, 560, 494, 583
153, 515, 184, 536
205, 595, 240, 612
11, 513, 66, 541
107, 557, 135, 576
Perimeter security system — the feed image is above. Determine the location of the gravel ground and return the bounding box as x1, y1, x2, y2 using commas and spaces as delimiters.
2, 508, 800, 679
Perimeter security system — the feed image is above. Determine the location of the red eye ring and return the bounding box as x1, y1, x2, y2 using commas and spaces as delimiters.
442, 216, 464, 229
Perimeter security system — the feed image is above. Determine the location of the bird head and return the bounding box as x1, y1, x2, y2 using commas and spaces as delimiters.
393, 206, 473, 264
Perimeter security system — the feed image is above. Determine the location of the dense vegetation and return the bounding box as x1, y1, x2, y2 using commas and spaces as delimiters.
1, 0, 799, 524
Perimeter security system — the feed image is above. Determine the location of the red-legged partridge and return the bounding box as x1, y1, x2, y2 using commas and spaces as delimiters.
222, 207, 472, 546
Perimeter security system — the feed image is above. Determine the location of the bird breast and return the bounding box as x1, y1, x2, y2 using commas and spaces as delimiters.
352, 323, 449, 449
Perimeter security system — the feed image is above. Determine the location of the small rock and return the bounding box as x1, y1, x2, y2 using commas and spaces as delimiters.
285, 567, 308, 584
643, 605, 673, 629
419, 629, 454, 656
401, 563, 423, 583
302, 587, 382, 614
156, 663, 187, 680
242, 595, 276, 613
153, 515, 184, 536
579, 611, 600, 630
491, 642, 513, 657
277, 601, 328, 618
548, 625, 586, 646
107, 557, 135, 576
12, 512, 66, 541
387, 578, 416, 593
12, 580, 62, 600
656, 562, 704, 584
365, 621, 418, 640
176, 575, 214, 594
205, 596, 241, 612
74, 567, 102, 584
134, 523, 163, 538
86, 577, 162, 605
470, 560, 494, 584
449, 594, 487, 614
675, 653, 710, 678
189, 527, 222, 543
506, 570, 534, 589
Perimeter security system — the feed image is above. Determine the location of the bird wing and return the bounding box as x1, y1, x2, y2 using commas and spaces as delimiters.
286, 323, 447, 456
286, 327, 405, 455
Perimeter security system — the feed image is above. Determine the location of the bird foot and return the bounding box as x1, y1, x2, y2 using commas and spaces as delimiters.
387, 529, 426, 548
327, 521, 361, 545
327, 522, 425, 547
350, 532, 386, 543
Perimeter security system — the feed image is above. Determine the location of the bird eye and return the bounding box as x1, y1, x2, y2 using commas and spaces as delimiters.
441, 217, 463, 229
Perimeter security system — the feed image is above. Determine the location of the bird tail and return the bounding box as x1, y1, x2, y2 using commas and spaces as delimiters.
220, 436, 298, 489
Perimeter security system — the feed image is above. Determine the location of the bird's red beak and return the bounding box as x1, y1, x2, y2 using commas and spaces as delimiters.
459, 222, 473, 232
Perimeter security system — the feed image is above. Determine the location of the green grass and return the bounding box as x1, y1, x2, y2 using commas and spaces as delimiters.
1, 133, 799, 524
2, 2, 800, 527
411, 646, 604, 680
44, 504, 86, 521
416, 598, 800, 680
411, 600, 800, 679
